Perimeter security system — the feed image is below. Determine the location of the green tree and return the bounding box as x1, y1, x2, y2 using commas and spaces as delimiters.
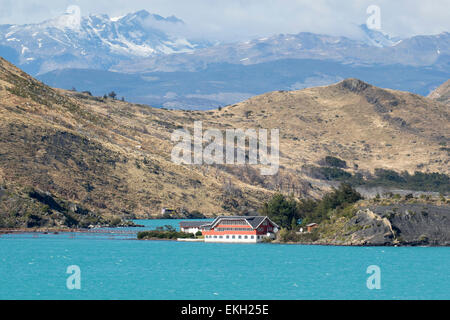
260, 193, 299, 230
260, 183, 362, 228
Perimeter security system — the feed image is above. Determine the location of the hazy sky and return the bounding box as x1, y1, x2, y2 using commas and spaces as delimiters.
0, 0, 449, 41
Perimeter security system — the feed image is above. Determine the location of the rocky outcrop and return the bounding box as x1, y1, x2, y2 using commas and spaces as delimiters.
344, 204, 450, 246
344, 209, 395, 245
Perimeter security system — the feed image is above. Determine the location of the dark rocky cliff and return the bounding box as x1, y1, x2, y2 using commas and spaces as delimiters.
344, 204, 449, 246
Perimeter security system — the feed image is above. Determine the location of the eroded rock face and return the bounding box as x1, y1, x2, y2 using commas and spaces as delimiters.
338, 78, 370, 93
346, 204, 450, 246
345, 209, 394, 246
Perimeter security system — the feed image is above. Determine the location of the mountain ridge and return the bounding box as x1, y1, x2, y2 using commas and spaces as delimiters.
1, 9, 448, 76
112, 30, 450, 74
0, 9, 206, 75
2, 9, 448, 109
38, 59, 450, 110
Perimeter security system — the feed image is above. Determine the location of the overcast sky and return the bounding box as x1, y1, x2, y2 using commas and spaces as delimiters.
0, 0, 449, 41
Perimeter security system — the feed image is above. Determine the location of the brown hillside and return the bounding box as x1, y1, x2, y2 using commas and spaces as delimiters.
429, 79, 450, 106
0, 58, 448, 227
212, 78, 449, 175
0, 57, 271, 225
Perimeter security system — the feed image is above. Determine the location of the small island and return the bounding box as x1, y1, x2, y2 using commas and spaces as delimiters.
137, 225, 202, 241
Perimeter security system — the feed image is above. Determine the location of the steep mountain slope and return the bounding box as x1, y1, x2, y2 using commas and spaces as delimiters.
0, 10, 206, 75
0, 58, 448, 228
0, 57, 272, 227
429, 80, 450, 105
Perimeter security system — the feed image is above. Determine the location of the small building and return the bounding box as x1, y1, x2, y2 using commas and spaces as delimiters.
200, 216, 279, 243
179, 221, 210, 235
306, 223, 319, 233
161, 208, 176, 215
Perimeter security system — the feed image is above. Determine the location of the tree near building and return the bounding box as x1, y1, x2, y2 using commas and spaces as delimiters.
259, 193, 299, 230
259, 183, 363, 230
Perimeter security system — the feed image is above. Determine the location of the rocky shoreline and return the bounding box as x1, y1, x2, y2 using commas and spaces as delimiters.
275, 203, 450, 247
2, 202, 449, 247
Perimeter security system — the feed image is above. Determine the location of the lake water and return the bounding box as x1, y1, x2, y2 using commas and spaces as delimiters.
0, 220, 448, 300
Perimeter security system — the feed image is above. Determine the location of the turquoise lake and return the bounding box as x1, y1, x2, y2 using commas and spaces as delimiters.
0, 220, 448, 300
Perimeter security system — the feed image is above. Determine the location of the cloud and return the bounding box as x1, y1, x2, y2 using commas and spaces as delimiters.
0, 0, 448, 41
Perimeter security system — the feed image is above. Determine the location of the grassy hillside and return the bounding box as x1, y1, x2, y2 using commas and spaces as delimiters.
213, 78, 449, 175
0, 57, 448, 227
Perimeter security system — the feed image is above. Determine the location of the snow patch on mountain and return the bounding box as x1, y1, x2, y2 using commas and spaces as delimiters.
358, 24, 402, 47
0, 9, 205, 74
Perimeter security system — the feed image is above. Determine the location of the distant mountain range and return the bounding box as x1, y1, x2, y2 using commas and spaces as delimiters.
38, 59, 450, 110
0, 10, 207, 75
111, 25, 449, 74
1, 9, 449, 109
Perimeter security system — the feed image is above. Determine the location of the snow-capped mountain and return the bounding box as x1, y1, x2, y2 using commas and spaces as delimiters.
2, 8, 446, 77
1, 9, 448, 110
112, 29, 450, 74
0, 9, 207, 74
358, 24, 402, 47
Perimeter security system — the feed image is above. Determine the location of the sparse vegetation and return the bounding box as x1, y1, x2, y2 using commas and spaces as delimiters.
260, 183, 363, 231
0, 57, 448, 227
137, 226, 195, 240
0, 186, 115, 229
320, 156, 347, 168
306, 165, 450, 193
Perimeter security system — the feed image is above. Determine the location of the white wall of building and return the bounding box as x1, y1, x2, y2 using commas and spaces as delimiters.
204, 234, 275, 243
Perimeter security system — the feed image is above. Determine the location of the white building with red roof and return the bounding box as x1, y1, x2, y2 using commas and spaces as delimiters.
180, 216, 279, 243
